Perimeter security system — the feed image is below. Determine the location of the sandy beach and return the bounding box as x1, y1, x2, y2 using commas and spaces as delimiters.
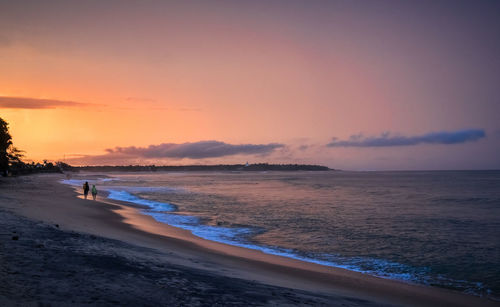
0, 173, 497, 306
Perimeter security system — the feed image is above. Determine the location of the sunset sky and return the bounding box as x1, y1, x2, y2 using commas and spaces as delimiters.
1, 0, 499, 170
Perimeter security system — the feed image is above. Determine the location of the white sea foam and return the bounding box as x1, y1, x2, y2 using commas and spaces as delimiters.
61, 179, 183, 194
107, 190, 176, 212
109, 186, 184, 193
61, 177, 121, 186
145, 208, 423, 282
61, 179, 87, 186
100, 178, 116, 182
105, 188, 423, 283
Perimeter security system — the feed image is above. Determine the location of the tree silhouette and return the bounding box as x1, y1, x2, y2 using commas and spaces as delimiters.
0, 117, 13, 176
0, 117, 24, 176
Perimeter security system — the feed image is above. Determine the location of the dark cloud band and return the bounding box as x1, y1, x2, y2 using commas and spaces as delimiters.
105, 140, 284, 159
327, 129, 486, 147
0, 96, 88, 109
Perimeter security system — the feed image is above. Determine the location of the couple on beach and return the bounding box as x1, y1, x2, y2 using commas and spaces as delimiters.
83, 181, 98, 200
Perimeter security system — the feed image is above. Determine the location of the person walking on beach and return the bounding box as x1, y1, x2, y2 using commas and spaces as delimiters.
83, 181, 90, 199
91, 185, 98, 200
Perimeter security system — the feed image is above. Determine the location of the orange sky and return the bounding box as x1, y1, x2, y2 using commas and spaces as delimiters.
1, 1, 499, 170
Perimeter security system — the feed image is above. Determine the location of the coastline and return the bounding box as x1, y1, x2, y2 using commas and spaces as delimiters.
0, 173, 497, 306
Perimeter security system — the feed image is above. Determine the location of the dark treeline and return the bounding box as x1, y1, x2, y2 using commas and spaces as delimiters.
8, 160, 68, 176
70, 163, 332, 172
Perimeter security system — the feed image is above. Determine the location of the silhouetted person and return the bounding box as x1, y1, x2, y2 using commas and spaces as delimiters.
92, 185, 98, 200
83, 181, 89, 199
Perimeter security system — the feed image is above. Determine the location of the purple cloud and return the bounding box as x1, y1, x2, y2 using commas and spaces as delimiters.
327, 129, 486, 147
106, 140, 284, 159
0, 96, 89, 109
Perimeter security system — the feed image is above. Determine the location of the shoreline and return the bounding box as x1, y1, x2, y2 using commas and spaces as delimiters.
1, 173, 497, 306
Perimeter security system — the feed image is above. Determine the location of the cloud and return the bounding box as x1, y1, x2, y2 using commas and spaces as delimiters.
327, 129, 486, 147
105, 140, 285, 159
0, 96, 89, 109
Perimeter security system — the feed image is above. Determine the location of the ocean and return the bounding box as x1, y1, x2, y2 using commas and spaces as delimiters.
62, 170, 500, 299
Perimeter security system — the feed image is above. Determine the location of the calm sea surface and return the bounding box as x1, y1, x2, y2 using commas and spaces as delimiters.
63, 170, 500, 298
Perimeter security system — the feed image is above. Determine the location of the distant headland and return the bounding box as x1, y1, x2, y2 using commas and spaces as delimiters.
2, 161, 333, 176
65, 163, 332, 172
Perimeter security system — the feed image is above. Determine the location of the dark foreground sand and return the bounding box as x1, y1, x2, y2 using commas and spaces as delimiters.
0, 207, 367, 306
0, 174, 497, 306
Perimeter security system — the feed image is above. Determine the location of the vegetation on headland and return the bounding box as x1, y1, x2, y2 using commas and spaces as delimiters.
68, 163, 331, 172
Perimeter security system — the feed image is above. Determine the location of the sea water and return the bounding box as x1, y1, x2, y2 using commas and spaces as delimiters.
62, 170, 500, 299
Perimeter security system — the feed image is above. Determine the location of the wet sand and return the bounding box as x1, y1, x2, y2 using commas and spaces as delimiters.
0, 173, 497, 306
